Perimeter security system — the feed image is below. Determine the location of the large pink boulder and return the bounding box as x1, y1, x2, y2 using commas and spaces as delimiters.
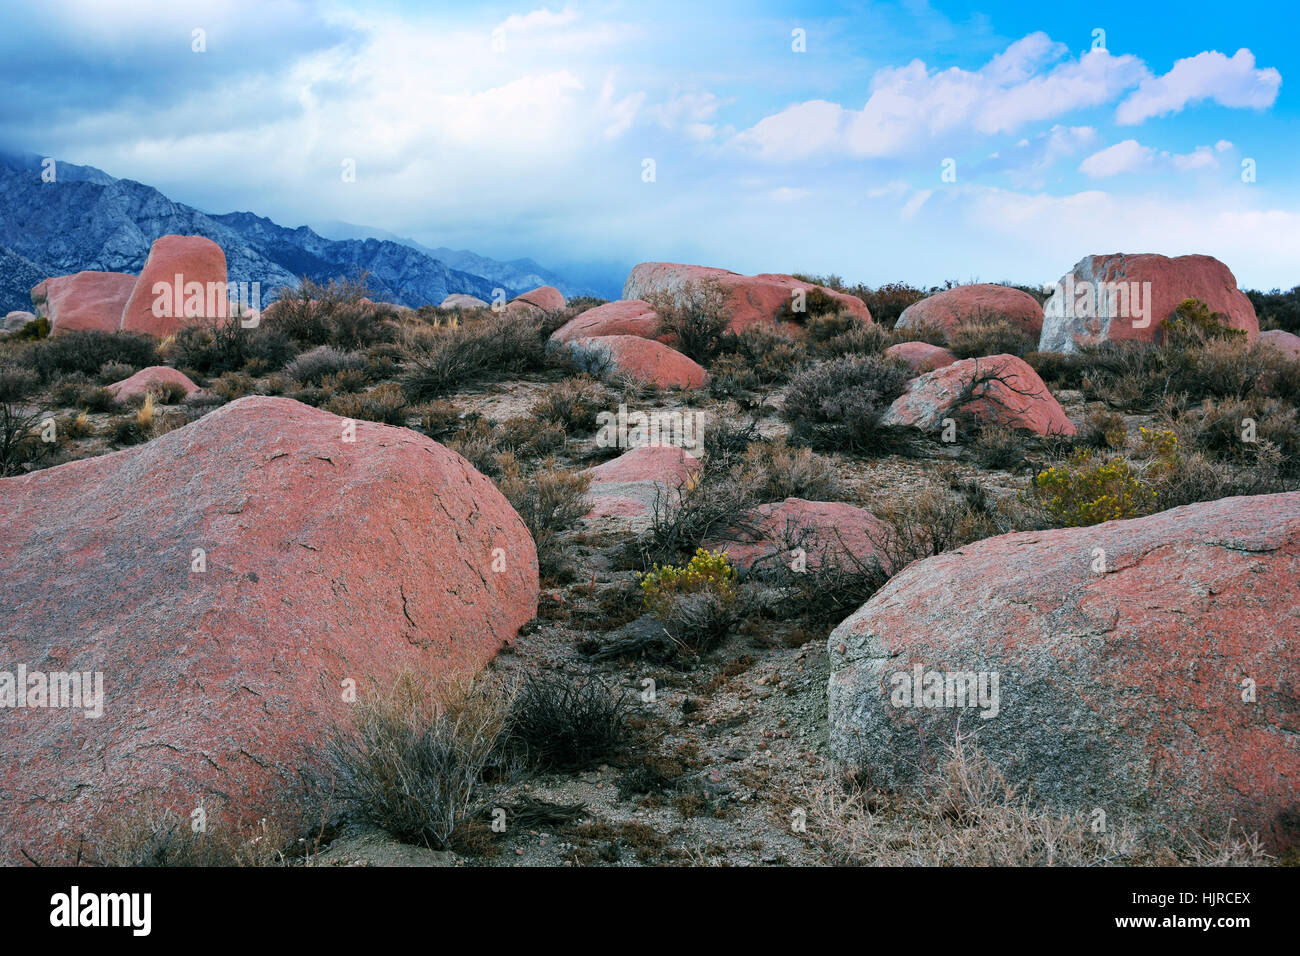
623, 262, 873, 334
31, 271, 137, 335
896, 284, 1043, 340
550, 299, 665, 344
566, 335, 706, 389
1260, 329, 1300, 360
703, 498, 890, 575
582, 445, 700, 521
505, 285, 565, 315
1039, 253, 1258, 353
0, 396, 538, 865
120, 235, 229, 337
106, 366, 202, 403
881, 354, 1075, 437
884, 341, 957, 375
828, 492, 1300, 852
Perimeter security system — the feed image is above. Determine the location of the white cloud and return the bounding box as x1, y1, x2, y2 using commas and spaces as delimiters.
901, 189, 934, 220
1116, 49, 1281, 124
734, 34, 1148, 161
1171, 145, 1218, 171
1215, 139, 1233, 152
1079, 140, 1156, 178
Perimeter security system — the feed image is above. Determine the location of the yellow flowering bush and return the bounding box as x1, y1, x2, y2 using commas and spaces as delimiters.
638, 548, 738, 615
1031, 428, 1182, 527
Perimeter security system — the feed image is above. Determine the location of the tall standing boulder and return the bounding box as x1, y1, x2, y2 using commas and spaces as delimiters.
827, 492, 1300, 851
895, 284, 1043, 340
623, 262, 873, 334
120, 235, 229, 337
0, 396, 538, 865
31, 271, 137, 335
1039, 253, 1258, 353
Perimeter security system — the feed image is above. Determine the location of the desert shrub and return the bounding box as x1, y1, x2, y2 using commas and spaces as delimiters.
948, 319, 1036, 359
82, 805, 293, 867
529, 375, 606, 433
326, 671, 517, 852
780, 355, 911, 452
803, 312, 860, 342
1159, 298, 1245, 348
267, 275, 398, 349
1024, 350, 1089, 390
401, 315, 545, 401
565, 295, 608, 313
812, 736, 1148, 866
889, 322, 949, 346
412, 400, 462, 440
645, 278, 732, 363
97, 361, 136, 385
446, 418, 505, 476
326, 383, 408, 425
776, 285, 843, 324
0, 366, 48, 475
1075, 407, 1128, 450
25, 330, 157, 380
715, 325, 807, 383
639, 548, 737, 614
1028, 430, 1182, 527
814, 322, 891, 358
318, 367, 370, 394
59, 411, 95, 439
173, 319, 297, 377
859, 282, 927, 329
142, 379, 191, 405
496, 459, 590, 580
108, 395, 159, 447
872, 479, 1034, 572
1246, 285, 1300, 334
498, 415, 566, 457
506, 673, 631, 772
969, 425, 1029, 470
1031, 451, 1156, 527
16, 316, 50, 340
742, 438, 842, 500
1167, 396, 1299, 477
208, 371, 258, 403
645, 462, 760, 564
285, 345, 365, 385
655, 588, 744, 653
706, 354, 764, 400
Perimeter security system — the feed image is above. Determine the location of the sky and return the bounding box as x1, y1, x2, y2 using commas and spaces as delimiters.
1, 0, 1296, 290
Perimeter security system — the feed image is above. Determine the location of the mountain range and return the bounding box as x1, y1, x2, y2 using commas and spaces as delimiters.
0, 151, 608, 314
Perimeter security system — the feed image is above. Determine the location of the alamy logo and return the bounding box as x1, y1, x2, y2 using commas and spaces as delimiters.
50, 886, 151, 936
595, 403, 705, 455
152, 276, 262, 325
889, 664, 1000, 719
0, 665, 104, 718
1044, 275, 1153, 329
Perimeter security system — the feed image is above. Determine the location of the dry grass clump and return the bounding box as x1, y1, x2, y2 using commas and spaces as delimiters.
803, 737, 1270, 866
325, 383, 409, 425
77, 803, 301, 867
528, 374, 608, 434
284, 345, 366, 385
325, 670, 518, 853
947, 318, 1037, 359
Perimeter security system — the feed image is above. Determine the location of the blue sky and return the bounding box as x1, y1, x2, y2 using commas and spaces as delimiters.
1, 0, 1295, 289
